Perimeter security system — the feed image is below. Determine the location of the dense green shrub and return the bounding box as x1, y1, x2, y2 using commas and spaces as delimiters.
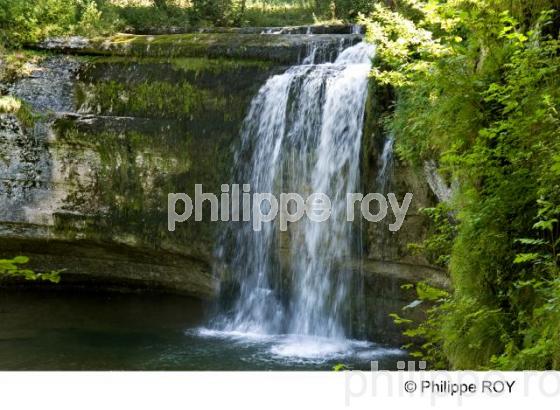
0, 0, 384, 47
192, 0, 245, 25
367, 0, 560, 369
0, 0, 124, 46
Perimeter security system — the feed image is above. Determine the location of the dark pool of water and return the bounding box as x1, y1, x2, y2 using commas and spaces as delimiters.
0, 289, 405, 370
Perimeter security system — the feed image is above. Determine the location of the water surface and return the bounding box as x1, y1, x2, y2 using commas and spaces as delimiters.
0, 289, 404, 370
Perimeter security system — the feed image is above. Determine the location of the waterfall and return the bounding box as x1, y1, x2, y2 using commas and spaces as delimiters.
370, 136, 395, 261
377, 137, 394, 195
210, 41, 376, 351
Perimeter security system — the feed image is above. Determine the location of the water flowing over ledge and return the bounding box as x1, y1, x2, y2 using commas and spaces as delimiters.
200, 41, 384, 360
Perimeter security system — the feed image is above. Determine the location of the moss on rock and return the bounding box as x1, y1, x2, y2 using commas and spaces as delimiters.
37, 33, 361, 64
77, 80, 227, 119
0, 51, 277, 296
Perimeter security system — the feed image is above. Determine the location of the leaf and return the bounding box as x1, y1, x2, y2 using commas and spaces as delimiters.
513, 253, 540, 264
389, 313, 413, 325
12, 255, 29, 264
533, 219, 557, 232
515, 238, 546, 246
416, 282, 448, 301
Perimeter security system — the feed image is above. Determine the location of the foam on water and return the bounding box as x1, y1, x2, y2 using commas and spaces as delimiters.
190, 327, 404, 365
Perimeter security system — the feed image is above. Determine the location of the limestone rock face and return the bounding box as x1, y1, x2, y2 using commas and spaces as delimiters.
361, 81, 443, 268
358, 79, 448, 342
0, 53, 275, 298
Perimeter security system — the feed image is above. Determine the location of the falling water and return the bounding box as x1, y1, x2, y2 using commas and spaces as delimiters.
208, 41, 376, 355
370, 136, 395, 261
377, 137, 394, 195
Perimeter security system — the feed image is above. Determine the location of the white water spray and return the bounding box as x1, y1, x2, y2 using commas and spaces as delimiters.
210, 41, 376, 356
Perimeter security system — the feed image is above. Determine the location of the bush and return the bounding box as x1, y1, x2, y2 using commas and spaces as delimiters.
0, 0, 77, 46
0, 0, 124, 47
369, 0, 560, 369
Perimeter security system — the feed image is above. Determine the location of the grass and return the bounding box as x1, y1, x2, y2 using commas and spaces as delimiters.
0, 95, 38, 128
0, 50, 45, 83
0, 96, 22, 113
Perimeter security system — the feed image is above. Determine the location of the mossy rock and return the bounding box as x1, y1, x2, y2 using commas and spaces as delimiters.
37, 33, 362, 64
74, 56, 275, 120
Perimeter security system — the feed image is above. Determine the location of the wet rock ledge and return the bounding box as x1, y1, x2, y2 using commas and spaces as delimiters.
35, 32, 362, 64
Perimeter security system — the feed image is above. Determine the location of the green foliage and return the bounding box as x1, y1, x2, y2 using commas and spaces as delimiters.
416, 281, 448, 301
0, 95, 40, 128
0, 95, 22, 113
0, 0, 386, 48
76, 0, 117, 37
192, 0, 246, 25
0, 0, 123, 47
408, 203, 456, 267
0, 256, 61, 283
390, 281, 450, 368
0, 50, 42, 83
368, 0, 560, 369
241, 2, 315, 26
311, 0, 376, 20
0, 0, 75, 46
114, 2, 192, 33
388, 312, 413, 325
